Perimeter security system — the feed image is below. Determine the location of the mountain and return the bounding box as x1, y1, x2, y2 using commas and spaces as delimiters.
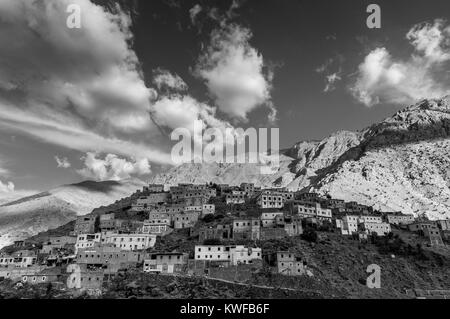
0, 179, 146, 248
3, 97, 450, 248
150, 97, 450, 220
311, 97, 450, 220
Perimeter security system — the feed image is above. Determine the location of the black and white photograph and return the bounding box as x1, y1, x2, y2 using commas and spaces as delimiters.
0, 0, 449, 305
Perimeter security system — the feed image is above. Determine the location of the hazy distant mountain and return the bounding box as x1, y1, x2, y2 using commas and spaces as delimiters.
151, 97, 450, 220
0, 179, 146, 248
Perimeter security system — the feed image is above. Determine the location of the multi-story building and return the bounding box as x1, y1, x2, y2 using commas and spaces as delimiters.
173, 211, 200, 229
232, 218, 260, 240
73, 215, 98, 235
436, 220, 450, 231
199, 224, 233, 242
423, 227, 444, 246
194, 245, 262, 266
21, 268, 63, 285
387, 214, 416, 226
104, 233, 157, 251
240, 183, 255, 197
226, 191, 246, 204
261, 211, 284, 228
75, 233, 102, 253
359, 222, 391, 236
132, 193, 170, 211
142, 218, 172, 235
283, 216, 303, 236
143, 184, 165, 193
183, 196, 208, 207
256, 191, 284, 209
336, 215, 359, 235
295, 202, 332, 220
76, 245, 142, 272
40, 236, 76, 254
170, 185, 216, 202
408, 222, 444, 246
345, 201, 373, 214
143, 252, 188, 274
276, 252, 307, 276
295, 192, 321, 202
359, 215, 383, 224
216, 184, 232, 196
408, 222, 438, 233
337, 215, 390, 236
99, 213, 116, 232
66, 263, 104, 290
325, 198, 346, 211
0, 250, 37, 268
201, 204, 215, 216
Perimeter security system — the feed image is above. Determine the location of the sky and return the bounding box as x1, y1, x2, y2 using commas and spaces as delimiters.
0, 0, 449, 196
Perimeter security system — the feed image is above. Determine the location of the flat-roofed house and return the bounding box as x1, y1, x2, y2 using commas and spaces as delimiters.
143, 252, 188, 274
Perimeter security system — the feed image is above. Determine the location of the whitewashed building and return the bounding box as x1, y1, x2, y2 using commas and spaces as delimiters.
194, 245, 262, 266
75, 233, 102, 253
104, 233, 157, 251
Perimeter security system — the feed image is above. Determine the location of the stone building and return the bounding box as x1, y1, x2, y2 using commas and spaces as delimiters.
232, 218, 260, 240
276, 252, 307, 276
143, 252, 188, 274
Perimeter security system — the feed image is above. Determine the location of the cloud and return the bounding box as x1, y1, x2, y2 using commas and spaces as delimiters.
194, 23, 274, 122
77, 152, 151, 181
0, 101, 171, 164
189, 4, 202, 25
55, 156, 71, 169
351, 19, 450, 106
407, 19, 450, 63
0, 179, 14, 193
316, 54, 344, 93
152, 69, 188, 92
0, 0, 170, 164
324, 73, 342, 93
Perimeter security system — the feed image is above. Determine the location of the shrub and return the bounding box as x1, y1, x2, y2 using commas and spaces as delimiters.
203, 239, 222, 245
301, 228, 318, 243
202, 214, 215, 223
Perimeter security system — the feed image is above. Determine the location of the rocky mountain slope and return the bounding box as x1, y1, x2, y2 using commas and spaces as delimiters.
312, 97, 450, 220
150, 97, 450, 219
0, 179, 146, 248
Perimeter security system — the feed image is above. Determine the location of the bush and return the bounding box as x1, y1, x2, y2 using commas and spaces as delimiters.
202, 214, 215, 223
301, 228, 318, 243
203, 239, 222, 245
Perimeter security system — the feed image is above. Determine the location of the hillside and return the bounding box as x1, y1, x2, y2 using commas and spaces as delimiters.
150, 97, 450, 219
0, 179, 146, 248
311, 97, 450, 220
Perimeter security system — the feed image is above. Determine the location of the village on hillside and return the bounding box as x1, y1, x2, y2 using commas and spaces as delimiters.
0, 182, 449, 298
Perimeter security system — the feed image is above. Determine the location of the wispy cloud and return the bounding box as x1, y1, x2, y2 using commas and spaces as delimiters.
0, 0, 171, 168
55, 156, 72, 169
